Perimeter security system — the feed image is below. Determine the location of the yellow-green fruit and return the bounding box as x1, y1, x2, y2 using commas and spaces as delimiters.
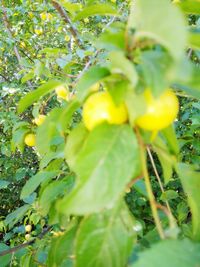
25, 225, 32, 233
34, 115, 46, 126
82, 91, 128, 131
55, 85, 69, 101
135, 89, 179, 131
24, 133, 36, 147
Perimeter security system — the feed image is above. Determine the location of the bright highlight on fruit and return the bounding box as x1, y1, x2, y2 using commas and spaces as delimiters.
34, 28, 43, 35
82, 91, 128, 131
33, 114, 46, 126
25, 225, 32, 233
135, 89, 179, 131
55, 85, 69, 101
24, 133, 36, 147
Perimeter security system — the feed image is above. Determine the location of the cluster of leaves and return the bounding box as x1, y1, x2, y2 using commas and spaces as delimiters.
0, 0, 200, 266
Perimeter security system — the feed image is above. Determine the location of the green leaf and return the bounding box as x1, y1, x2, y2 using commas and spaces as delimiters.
160, 190, 179, 201
128, 0, 187, 61
20, 171, 59, 199
57, 123, 141, 215
36, 102, 79, 156
39, 179, 70, 216
178, 0, 200, 14
74, 4, 118, 21
138, 51, 171, 96
133, 239, 200, 267
5, 205, 30, 229
96, 30, 126, 51
65, 123, 88, 169
161, 125, 179, 156
75, 202, 136, 267
189, 29, 200, 50
0, 180, 10, 189
177, 163, 200, 241
18, 80, 63, 114
109, 51, 138, 87
47, 226, 77, 267
76, 66, 110, 102
0, 243, 11, 267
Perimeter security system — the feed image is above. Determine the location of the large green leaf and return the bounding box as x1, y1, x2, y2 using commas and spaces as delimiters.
20, 171, 60, 199
65, 123, 88, 169
133, 239, 200, 267
0, 243, 11, 267
109, 51, 138, 87
39, 179, 70, 216
177, 163, 200, 241
18, 80, 62, 114
57, 123, 141, 215
47, 226, 77, 267
5, 205, 30, 229
36, 102, 79, 155
76, 66, 110, 101
178, 0, 200, 14
74, 4, 117, 21
75, 202, 136, 267
128, 0, 187, 61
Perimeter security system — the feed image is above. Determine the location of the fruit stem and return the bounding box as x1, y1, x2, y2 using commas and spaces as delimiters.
140, 142, 165, 239
147, 146, 176, 229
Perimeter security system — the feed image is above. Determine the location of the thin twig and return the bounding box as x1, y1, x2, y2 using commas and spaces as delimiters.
51, 1, 82, 47
147, 146, 176, 228
0, 226, 52, 257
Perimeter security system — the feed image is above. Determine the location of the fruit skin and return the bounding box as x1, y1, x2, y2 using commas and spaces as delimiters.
55, 85, 69, 101
135, 89, 179, 131
82, 91, 128, 131
33, 114, 46, 126
25, 234, 31, 241
25, 225, 32, 233
24, 133, 36, 147
89, 83, 100, 92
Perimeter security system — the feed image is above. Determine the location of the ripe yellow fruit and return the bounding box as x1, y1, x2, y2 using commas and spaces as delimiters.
40, 12, 53, 21
24, 133, 36, 147
135, 89, 179, 131
55, 85, 69, 101
33, 114, 46, 126
34, 28, 43, 35
65, 35, 70, 42
82, 91, 128, 131
25, 234, 31, 241
25, 225, 32, 233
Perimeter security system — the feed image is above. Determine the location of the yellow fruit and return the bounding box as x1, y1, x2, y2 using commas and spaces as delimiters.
84, 18, 89, 23
55, 85, 69, 101
19, 41, 26, 48
82, 91, 128, 131
34, 28, 43, 35
135, 89, 179, 131
40, 12, 53, 21
33, 114, 46, 126
25, 234, 31, 241
24, 133, 36, 147
25, 225, 32, 233
89, 83, 100, 92
65, 35, 70, 42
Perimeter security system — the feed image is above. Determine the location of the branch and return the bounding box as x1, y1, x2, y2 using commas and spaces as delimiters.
0, 226, 52, 257
51, 1, 82, 47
